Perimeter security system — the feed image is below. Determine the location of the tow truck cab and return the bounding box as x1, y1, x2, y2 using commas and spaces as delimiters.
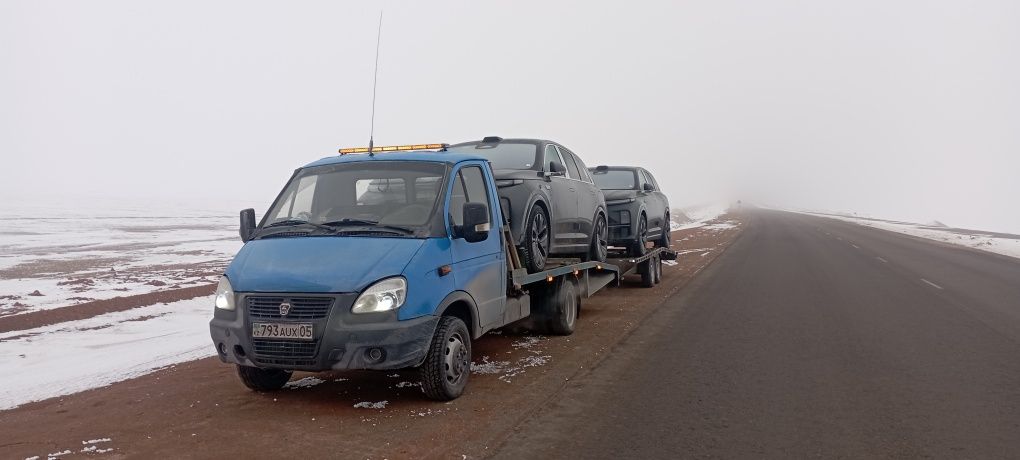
210, 148, 520, 399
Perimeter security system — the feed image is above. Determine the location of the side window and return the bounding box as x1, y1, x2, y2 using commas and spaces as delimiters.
646, 170, 661, 191
449, 173, 467, 226
561, 150, 582, 180
544, 145, 570, 178
571, 153, 594, 184
640, 170, 655, 190
461, 166, 492, 220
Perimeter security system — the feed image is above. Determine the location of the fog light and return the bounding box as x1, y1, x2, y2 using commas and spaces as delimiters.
217, 343, 227, 355
366, 348, 385, 363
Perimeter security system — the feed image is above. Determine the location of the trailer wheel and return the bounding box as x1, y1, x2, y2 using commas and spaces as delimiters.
641, 258, 655, 288
653, 255, 662, 285
419, 316, 471, 401
546, 278, 579, 336
236, 365, 292, 392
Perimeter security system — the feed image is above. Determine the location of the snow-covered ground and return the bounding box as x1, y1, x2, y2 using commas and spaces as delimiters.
796, 211, 1020, 259
671, 203, 731, 231
0, 296, 215, 411
0, 206, 241, 316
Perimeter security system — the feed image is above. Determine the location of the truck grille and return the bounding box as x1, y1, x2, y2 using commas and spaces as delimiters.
252, 339, 318, 366
247, 296, 334, 320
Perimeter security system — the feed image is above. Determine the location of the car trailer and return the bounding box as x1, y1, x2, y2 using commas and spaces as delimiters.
501, 226, 677, 335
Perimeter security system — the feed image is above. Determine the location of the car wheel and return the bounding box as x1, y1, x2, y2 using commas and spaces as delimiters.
522, 206, 550, 272
419, 316, 471, 401
657, 212, 671, 249
588, 213, 608, 263
236, 365, 292, 392
631, 215, 648, 257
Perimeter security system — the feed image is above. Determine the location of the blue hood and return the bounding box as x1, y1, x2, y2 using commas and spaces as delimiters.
225, 237, 426, 293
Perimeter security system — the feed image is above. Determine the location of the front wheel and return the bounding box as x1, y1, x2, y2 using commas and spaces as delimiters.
419, 316, 472, 401
631, 215, 648, 257
657, 212, 671, 249
236, 365, 292, 392
522, 206, 550, 273
587, 213, 608, 263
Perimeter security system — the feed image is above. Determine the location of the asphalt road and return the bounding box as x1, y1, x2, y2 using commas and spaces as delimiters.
494, 209, 1020, 459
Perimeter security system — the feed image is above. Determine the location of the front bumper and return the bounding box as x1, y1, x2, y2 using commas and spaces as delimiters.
209, 292, 439, 371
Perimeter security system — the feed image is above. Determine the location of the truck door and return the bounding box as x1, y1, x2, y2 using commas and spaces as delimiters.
448, 163, 506, 330
544, 145, 581, 249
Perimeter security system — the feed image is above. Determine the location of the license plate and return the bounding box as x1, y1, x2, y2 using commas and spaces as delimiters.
252, 322, 313, 340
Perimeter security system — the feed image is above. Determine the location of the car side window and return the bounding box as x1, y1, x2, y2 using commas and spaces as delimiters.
545, 145, 572, 179
571, 153, 594, 184
460, 166, 492, 221
449, 172, 467, 226
561, 150, 582, 180
646, 170, 662, 191
642, 170, 656, 190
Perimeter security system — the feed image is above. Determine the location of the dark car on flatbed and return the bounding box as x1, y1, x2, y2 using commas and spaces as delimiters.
589, 165, 670, 256
448, 137, 608, 272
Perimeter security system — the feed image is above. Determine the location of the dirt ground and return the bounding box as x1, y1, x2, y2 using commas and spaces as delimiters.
0, 215, 744, 460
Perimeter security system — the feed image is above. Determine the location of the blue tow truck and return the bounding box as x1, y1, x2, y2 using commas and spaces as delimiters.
209, 143, 674, 400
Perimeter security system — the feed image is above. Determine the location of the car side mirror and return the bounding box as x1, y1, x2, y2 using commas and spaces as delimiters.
239, 208, 257, 243
458, 202, 490, 243
545, 162, 566, 179
643, 183, 655, 192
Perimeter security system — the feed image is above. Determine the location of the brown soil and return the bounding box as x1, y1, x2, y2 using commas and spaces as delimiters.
0, 215, 745, 460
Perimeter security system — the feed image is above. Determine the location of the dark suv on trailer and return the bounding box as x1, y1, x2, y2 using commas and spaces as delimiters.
448, 137, 608, 272
589, 166, 670, 256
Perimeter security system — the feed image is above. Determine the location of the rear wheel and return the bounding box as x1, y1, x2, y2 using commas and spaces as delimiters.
419, 316, 471, 401
522, 206, 550, 273
631, 215, 648, 257
657, 212, 671, 249
236, 365, 291, 392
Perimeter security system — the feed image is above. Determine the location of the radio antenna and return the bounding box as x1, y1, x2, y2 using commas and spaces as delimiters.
368, 10, 383, 156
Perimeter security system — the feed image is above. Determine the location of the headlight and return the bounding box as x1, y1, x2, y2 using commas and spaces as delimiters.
214, 276, 235, 310
351, 277, 406, 314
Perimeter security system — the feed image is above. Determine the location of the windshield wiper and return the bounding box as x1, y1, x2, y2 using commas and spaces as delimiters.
262, 219, 337, 233
321, 219, 416, 235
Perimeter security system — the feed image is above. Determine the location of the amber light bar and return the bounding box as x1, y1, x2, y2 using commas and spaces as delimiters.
339, 143, 446, 154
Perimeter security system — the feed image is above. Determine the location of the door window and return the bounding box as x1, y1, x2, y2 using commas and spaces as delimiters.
561, 150, 582, 180
449, 165, 491, 226
545, 145, 571, 178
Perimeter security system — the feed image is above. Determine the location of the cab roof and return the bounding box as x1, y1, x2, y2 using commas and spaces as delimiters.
303, 150, 489, 168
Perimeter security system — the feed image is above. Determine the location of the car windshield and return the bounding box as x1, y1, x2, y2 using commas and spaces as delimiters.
261, 161, 447, 236
448, 143, 538, 170
590, 169, 637, 190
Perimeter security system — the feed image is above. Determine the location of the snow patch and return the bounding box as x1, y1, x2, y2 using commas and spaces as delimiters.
353, 401, 388, 409
284, 377, 326, 390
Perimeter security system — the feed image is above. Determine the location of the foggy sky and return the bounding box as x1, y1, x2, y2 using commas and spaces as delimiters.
2, 1, 1018, 232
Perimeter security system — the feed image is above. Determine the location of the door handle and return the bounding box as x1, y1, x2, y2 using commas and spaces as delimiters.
569, 187, 575, 192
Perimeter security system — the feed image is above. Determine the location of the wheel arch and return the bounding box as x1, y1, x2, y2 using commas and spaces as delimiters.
434, 291, 482, 339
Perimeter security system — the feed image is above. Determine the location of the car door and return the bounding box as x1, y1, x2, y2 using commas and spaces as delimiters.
561, 148, 599, 240
544, 144, 580, 250
448, 163, 505, 329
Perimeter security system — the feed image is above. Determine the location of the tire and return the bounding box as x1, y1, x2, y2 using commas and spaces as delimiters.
546, 278, 579, 336
236, 365, 292, 392
653, 255, 662, 285
419, 316, 471, 401
657, 212, 671, 249
631, 215, 648, 257
522, 205, 550, 273
640, 258, 655, 288
586, 213, 608, 263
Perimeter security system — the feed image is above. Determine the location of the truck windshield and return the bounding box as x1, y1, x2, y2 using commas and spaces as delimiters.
261, 161, 446, 237
590, 169, 637, 190
448, 143, 538, 170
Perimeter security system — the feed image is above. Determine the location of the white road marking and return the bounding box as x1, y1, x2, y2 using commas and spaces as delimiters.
921, 278, 944, 290
876, 257, 888, 263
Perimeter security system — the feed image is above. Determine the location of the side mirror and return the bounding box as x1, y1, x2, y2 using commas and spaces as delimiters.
545, 162, 566, 179
458, 202, 490, 243
239, 208, 257, 243
643, 183, 655, 192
